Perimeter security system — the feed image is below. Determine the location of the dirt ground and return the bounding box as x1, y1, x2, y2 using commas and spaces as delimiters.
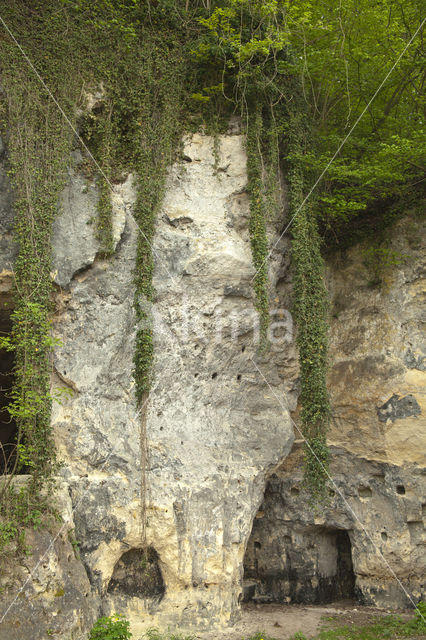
198, 601, 416, 640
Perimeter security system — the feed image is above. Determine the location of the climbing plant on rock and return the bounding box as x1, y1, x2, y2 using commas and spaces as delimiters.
0, 0, 423, 552
62, 0, 193, 405
193, 0, 424, 500
0, 0, 196, 554
193, 0, 331, 498
246, 107, 270, 347
0, 0, 81, 551
286, 95, 331, 501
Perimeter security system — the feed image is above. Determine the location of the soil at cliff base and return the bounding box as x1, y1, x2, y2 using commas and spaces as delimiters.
197, 602, 418, 640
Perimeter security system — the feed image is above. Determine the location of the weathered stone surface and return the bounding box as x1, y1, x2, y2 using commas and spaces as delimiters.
1, 121, 424, 638
377, 393, 421, 423
50, 132, 294, 634
50, 201, 142, 605
405, 348, 426, 371
52, 161, 99, 288
245, 215, 426, 610
245, 445, 425, 609
327, 219, 426, 465
0, 140, 132, 285
52, 156, 133, 288
0, 480, 96, 640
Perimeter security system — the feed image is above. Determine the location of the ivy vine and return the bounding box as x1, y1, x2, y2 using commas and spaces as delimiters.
0, 0, 422, 553
246, 107, 270, 348
286, 95, 331, 501
0, 0, 81, 554
0, 0, 194, 555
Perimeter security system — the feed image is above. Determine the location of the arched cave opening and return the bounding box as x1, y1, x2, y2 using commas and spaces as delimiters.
0, 305, 18, 475
243, 500, 356, 605
107, 547, 165, 602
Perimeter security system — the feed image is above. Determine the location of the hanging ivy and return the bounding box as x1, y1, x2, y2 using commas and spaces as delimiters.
193, 1, 332, 499
0, 0, 195, 555
0, 0, 423, 557
286, 97, 331, 501
246, 107, 270, 348
0, 1, 81, 553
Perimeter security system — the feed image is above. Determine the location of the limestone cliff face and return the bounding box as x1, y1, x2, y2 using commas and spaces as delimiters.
52, 132, 295, 635
127, 133, 294, 632
0, 131, 294, 639
327, 223, 425, 467
245, 215, 426, 609
0, 126, 424, 640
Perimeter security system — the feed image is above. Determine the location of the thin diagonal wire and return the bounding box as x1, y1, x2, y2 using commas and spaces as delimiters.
251, 17, 426, 282
0, 377, 157, 623
0, 13, 175, 284
0, 16, 181, 621
251, 357, 425, 620
1, 7, 424, 625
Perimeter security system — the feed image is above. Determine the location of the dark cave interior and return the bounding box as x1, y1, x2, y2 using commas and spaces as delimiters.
0, 305, 18, 475
244, 503, 356, 605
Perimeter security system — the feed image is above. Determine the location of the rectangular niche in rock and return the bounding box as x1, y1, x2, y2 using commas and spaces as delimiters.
244, 517, 356, 605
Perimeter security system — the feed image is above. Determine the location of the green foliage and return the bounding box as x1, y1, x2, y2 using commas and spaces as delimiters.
0, 0, 423, 535
413, 600, 426, 629
0, 0, 196, 554
0, 520, 18, 551
193, 0, 424, 500
281, 0, 425, 238
196, 0, 425, 231
3, 304, 60, 475
316, 610, 426, 639
61, 1, 192, 406
193, 0, 331, 497
89, 615, 132, 640
79, 109, 115, 256
130, 43, 186, 405
362, 244, 404, 288
0, 0, 82, 554
286, 95, 331, 501
0, 481, 53, 558
246, 107, 270, 347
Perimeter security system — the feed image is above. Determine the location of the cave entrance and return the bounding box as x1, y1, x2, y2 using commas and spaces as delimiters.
0, 303, 18, 475
107, 547, 165, 603
335, 530, 356, 600
244, 516, 356, 605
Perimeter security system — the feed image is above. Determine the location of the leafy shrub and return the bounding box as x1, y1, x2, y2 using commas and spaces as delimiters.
89, 615, 131, 640
408, 600, 426, 633
362, 245, 404, 287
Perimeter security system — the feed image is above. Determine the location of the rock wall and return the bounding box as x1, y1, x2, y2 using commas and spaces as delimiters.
0, 133, 16, 270
1, 122, 424, 639
0, 479, 96, 640
0, 130, 295, 638
127, 133, 293, 632
51, 131, 294, 634
245, 216, 426, 609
